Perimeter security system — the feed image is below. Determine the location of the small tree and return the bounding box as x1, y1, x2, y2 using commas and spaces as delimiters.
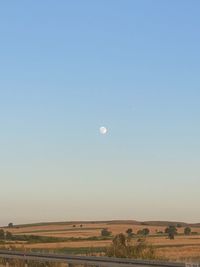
0, 230, 5, 239
137, 229, 143, 235
106, 233, 157, 259
142, 228, 150, 236
8, 223, 13, 228
101, 228, 112, 237
137, 228, 150, 236
184, 227, 191, 235
5, 231, 12, 240
126, 228, 133, 237
165, 225, 177, 239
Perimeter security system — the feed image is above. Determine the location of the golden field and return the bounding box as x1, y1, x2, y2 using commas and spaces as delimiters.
1, 221, 200, 262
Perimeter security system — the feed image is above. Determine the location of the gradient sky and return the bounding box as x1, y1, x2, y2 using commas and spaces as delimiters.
0, 1, 200, 225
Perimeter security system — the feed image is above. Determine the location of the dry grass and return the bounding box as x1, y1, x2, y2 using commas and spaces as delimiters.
5, 223, 200, 236
157, 246, 200, 261
147, 235, 200, 246
2, 222, 200, 261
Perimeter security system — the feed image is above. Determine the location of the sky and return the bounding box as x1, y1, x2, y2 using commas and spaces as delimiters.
0, 0, 200, 225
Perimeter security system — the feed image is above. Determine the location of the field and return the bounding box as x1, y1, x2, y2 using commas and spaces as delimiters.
1, 221, 200, 263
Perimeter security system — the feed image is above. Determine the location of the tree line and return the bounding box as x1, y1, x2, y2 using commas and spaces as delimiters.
101, 226, 193, 239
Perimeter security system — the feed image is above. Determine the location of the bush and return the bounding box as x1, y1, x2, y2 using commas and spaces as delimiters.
157, 231, 163, 234
106, 233, 157, 259
6, 231, 13, 240
165, 225, 177, 239
137, 228, 150, 236
142, 228, 150, 236
0, 229, 5, 239
101, 228, 112, 237
191, 231, 198, 235
126, 228, 134, 237
184, 227, 191, 235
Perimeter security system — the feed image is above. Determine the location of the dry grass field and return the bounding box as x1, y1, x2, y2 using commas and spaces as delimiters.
1, 221, 200, 262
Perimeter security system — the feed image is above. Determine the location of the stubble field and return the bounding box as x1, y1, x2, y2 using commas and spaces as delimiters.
1, 221, 200, 262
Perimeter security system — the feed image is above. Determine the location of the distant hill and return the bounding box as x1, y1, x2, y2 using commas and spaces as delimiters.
142, 221, 200, 228
141, 221, 188, 227
3, 219, 200, 228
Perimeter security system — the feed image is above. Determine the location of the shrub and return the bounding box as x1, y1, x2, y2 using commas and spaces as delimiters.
165, 225, 177, 239
137, 228, 150, 236
126, 228, 134, 237
101, 228, 112, 237
6, 231, 13, 240
106, 233, 157, 259
184, 227, 191, 235
157, 231, 163, 234
0, 229, 5, 239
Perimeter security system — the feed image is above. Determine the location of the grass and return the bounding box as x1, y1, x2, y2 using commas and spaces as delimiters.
2, 221, 200, 262
2, 234, 112, 244
32, 246, 106, 255
19, 227, 103, 234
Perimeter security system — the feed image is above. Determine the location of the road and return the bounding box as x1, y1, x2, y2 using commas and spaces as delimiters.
0, 250, 185, 267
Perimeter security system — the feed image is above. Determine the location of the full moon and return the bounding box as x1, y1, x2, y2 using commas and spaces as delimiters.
99, 126, 108, 135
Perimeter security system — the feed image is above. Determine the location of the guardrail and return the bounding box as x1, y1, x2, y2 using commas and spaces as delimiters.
0, 250, 189, 267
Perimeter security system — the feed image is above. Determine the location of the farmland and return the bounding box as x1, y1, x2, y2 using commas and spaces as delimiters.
1, 221, 200, 262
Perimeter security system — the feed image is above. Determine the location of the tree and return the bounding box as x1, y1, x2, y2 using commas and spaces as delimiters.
137, 228, 150, 236
165, 225, 177, 239
142, 228, 150, 236
106, 233, 157, 259
5, 231, 12, 240
101, 228, 112, 237
0, 230, 5, 239
126, 228, 133, 237
137, 229, 143, 235
184, 227, 191, 235
8, 223, 13, 228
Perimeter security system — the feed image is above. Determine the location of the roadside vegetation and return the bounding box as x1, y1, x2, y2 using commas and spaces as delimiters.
0, 258, 62, 267
106, 233, 158, 260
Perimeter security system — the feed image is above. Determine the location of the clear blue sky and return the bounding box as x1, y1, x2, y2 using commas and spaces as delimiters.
0, 1, 200, 225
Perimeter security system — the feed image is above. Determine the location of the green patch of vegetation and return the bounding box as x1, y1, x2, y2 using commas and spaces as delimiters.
11, 235, 68, 243
0, 231, 112, 244
19, 227, 103, 234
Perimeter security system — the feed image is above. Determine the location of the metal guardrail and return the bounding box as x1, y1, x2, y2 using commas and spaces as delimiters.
0, 250, 187, 267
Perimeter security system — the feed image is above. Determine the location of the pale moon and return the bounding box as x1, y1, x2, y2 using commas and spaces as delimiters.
99, 126, 108, 135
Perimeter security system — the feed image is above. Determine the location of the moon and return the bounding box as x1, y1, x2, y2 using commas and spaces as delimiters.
99, 126, 108, 135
